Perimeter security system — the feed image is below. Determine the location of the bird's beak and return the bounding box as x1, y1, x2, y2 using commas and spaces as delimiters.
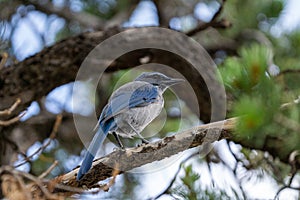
163, 78, 185, 86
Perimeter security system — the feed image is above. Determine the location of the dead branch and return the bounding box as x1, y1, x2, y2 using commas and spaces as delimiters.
24, 0, 104, 29
0, 111, 26, 126
39, 161, 59, 179
0, 27, 225, 123
0, 118, 235, 198
0, 166, 62, 200
0, 98, 27, 126
50, 118, 235, 194
186, 0, 231, 36
0, 98, 21, 116
0, 52, 8, 70
14, 114, 62, 168
280, 95, 300, 109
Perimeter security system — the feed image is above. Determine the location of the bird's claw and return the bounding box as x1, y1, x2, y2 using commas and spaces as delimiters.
113, 146, 126, 151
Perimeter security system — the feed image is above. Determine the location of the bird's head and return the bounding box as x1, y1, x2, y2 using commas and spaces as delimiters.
135, 72, 184, 91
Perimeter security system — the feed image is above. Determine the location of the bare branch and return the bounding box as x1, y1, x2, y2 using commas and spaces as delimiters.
0, 27, 222, 123
186, 0, 231, 36
52, 118, 235, 194
100, 163, 120, 192
0, 111, 26, 126
0, 166, 61, 199
280, 95, 300, 109
0, 98, 21, 116
25, 0, 105, 29
0, 52, 8, 70
39, 161, 59, 179
151, 152, 200, 200
0, 98, 27, 126
14, 114, 62, 168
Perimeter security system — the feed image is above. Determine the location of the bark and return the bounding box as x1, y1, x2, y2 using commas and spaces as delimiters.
0, 27, 221, 123
49, 118, 235, 194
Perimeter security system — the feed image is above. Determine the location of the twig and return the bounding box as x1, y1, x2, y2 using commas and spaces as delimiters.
0, 98, 27, 126
39, 161, 59, 179
101, 163, 120, 191
14, 114, 62, 168
224, 141, 247, 199
0, 52, 8, 70
211, 0, 226, 22
0, 98, 21, 116
25, 0, 104, 29
151, 152, 200, 200
274, 185, 300, 200
0, 166, 59, 199
0, 110, 27, 126
273, 151, 300, 200
186, 0, 231, 36
280, 95, 300, 110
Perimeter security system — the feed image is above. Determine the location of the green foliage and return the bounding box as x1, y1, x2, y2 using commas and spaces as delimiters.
224, 0, 283, 35
220, 44, 272, 95
233, 97, 267, 139
261, 0, 283, 18
220, 42, 300, 161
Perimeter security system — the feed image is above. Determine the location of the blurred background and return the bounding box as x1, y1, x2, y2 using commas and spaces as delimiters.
1, 0, 300, 199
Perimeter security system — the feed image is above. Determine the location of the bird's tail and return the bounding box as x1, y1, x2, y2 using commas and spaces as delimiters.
77, 123, 110, 180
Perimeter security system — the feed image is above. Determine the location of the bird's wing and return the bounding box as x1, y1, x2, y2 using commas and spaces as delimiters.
99, 82, 159, 125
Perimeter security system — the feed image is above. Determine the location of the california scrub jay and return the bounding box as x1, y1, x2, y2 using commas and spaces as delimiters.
77, 72, 184, 180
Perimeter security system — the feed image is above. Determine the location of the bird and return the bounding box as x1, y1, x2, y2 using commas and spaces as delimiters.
77, 72, 184, 180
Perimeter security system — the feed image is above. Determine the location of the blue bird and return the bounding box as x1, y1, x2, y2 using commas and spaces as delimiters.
77, 72, 184, 180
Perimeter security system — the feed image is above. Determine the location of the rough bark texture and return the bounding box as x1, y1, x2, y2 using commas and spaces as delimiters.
0, 27, 223, 123
51, 118, 235, 194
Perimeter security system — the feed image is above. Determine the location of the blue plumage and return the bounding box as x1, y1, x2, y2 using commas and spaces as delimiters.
77, 72, 183, 180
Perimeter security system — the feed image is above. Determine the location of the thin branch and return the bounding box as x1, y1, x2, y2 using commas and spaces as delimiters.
274, 185, 300, 200
211, 0, 226, 22
14, 114, 62, 168
24, 0, 105, 29
100, 163, 120, 192
151, 152, 200, 200
0, 98, 27, 126
0, 27, 222, 123
0, 166, 59, 199
39, 160, 59, 179
224, 141, 247, 199
273, 150, 300, 200
280, 95, 300, 109
186, 0, 231, 36
0, 110, 26, 126
0, 98, 21, 116
0, 52, 8, 70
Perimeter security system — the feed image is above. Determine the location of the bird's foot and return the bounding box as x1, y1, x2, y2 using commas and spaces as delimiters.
113, 146, 126, 151
141, 138, 150, 144
136, 140, 150, 147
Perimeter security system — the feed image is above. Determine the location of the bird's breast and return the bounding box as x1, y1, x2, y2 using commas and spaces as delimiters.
113, 96, 164, 138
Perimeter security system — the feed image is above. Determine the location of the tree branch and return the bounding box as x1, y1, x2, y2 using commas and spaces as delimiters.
51, 118, 235, 194
23, 0, 105, 29
0, 27, 222, 123
186, 0, 231, 36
